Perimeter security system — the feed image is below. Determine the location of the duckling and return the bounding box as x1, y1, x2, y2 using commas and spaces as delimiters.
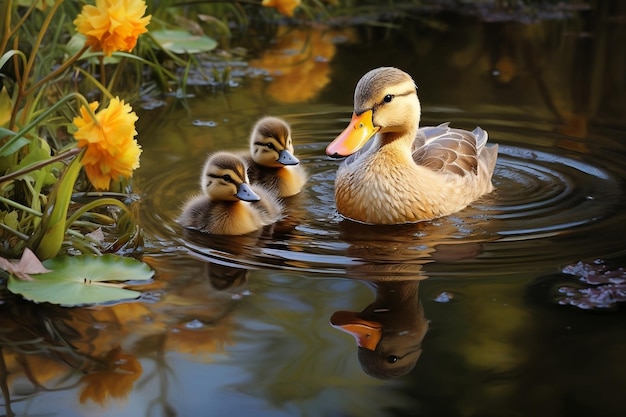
242, 116, 307, 198
326, 67, 498, 225
178, 152, 283, 235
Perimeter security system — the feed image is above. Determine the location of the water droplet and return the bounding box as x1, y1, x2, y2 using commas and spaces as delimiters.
193, 120, 217, 127
434, 292, 454, 303
185, 319, 204, 329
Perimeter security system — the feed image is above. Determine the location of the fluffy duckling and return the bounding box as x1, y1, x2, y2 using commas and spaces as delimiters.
326, 67, 498, 224
178, 152, 283, 235
242, 116, 307, 198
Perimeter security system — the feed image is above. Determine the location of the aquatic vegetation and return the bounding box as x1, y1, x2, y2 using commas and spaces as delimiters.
0, 0, 155, 262
0, 0, 163, 308
6, 253, 154, 306
559, 260, 626, 310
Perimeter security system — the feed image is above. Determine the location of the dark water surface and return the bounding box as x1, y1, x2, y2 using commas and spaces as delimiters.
3, 9, 626, 417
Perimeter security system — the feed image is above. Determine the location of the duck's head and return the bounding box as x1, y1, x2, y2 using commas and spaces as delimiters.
201, 152, 260, 202
250, 116, 299, 168
327, 67, 421, 158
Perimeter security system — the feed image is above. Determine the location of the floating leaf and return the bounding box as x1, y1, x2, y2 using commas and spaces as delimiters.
151, 29, 217, 54
7, 254, 154, 306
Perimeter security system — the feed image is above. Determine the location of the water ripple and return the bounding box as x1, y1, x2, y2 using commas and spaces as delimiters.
137, 116, 626, 277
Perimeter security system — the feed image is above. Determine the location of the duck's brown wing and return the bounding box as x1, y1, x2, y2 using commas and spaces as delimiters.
412, 123, 484, 177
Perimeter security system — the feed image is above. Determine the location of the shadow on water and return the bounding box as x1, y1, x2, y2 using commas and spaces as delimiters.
3, 4, 626, 417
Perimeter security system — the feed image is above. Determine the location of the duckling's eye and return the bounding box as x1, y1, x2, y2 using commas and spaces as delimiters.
383, 94, 393, 103
386, 355, 398, 364
222, 174, 233, 182
266, 142, 277, 151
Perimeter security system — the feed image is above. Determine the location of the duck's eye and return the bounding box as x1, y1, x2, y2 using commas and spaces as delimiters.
266, 142, 277, 151
383, 94, 393, 103
386, 355, 398, 364
222, 174, 232, 182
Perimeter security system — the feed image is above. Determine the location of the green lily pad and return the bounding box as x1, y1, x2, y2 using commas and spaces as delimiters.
151, 29, 217, 54
7, 254, 154, 306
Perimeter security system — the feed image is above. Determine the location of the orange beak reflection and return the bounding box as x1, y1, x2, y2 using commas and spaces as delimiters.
326, 110, 379, 158
330, 311, 382, 351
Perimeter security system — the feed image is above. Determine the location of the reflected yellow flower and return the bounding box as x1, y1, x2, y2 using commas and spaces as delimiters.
74, 0, 151, 56
261, 0, 301, 17
165, 322, 233, 361
251, 27, 355, 103
4, 352, 71, 387
79, 348, 142, 405
72, 97, 142, 190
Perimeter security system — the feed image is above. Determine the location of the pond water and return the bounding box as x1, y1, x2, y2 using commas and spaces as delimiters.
3, 9, 626, 417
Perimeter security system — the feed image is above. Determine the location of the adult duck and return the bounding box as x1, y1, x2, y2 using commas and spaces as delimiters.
178, 152, 283, 235
242, 116, 307, 198
326, 67, 498, 224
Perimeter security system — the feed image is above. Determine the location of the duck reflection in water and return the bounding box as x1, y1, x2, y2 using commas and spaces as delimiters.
331, 279, 427, 379
330, 220, 486, 379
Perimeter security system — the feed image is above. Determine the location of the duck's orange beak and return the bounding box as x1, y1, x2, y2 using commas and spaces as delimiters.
326, 110, 379, 158
330, 311, 382, 351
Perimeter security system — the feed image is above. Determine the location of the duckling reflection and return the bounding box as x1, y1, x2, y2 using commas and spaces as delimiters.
331, 279, 427, 379
206, 261, 250, 291
180, 226, 273, 270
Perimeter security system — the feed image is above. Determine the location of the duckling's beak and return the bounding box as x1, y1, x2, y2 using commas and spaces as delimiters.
326, 110, 379, 158
277, 149, 300, 166
235, 183, 261, 202
331, 311, 382, 351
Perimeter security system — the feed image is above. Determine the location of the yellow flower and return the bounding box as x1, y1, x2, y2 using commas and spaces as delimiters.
72, 97, 142, 190
74, 0, 151, 57
261, 0, 301, 17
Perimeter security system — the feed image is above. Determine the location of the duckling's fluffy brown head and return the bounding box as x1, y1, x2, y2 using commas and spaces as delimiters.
200, 152, 256, 202
249, 116, 298, 168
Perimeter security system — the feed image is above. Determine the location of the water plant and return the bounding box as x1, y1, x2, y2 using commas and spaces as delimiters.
0, 0, 152, 259
0, 0, 158, 304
